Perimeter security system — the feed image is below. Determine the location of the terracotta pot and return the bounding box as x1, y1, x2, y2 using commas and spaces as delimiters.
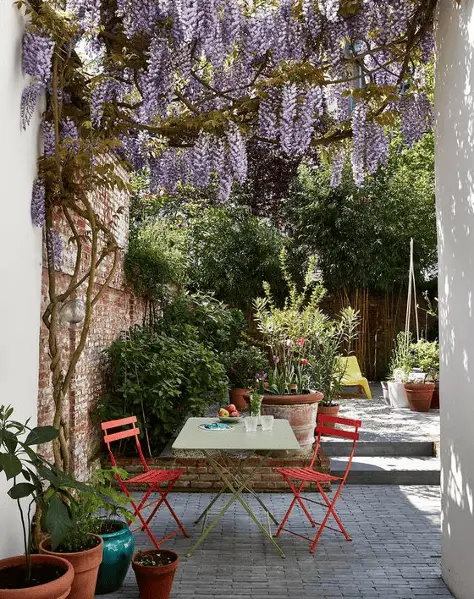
431, 380, 440, 410
132, 550, 178, 599
0, 554, 73, 599
260, 392, 323, 453
317, 404, 340, 427
404, 382, 435, 412
40, 535, 103, 599
230, 387, 250, 412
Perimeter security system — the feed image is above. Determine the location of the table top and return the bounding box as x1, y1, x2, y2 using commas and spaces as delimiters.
172, 418, 300, 451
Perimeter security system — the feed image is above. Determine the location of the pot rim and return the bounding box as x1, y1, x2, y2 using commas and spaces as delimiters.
260, 391, 324, 405
132, 549, 179, 570
39, 533, 103, 557
97, 519, 130, 539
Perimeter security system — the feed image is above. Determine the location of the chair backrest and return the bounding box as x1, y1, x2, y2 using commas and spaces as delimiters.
101, 416, 148, 474
338, 355, 363, 379
311, 414, 362, 482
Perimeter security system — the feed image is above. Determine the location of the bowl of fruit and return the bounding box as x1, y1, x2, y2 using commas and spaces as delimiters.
218, 404, 242, 423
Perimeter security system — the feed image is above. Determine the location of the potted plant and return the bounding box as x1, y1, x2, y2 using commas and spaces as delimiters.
410, 339, 439, 409
39, 479, 111, 599
82, 468, 135, 596
403, 339, 439, 412
253, 251, 358, 451
222, 342, 268, 411
0, 406, 76, 599
387, 332, 412, 408
132, 549, 179, 599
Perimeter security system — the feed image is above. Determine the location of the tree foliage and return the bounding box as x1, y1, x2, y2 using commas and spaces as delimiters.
285, 133, 436, 292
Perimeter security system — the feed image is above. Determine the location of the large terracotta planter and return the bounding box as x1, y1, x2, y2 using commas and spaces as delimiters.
95, 520, 134, 595
40, 535, 103, 599
317, 404, 340, 427
230, 387, 250, 412
0, 554, 73, 599
260, 392, 323, 453
404, 382, 435, 412
132, 550, 178, 599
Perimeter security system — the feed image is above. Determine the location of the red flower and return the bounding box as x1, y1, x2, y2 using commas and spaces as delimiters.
300, 358, 308, 366
298, 338, 306, 347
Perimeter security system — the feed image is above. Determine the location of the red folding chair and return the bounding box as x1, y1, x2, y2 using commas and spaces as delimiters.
275, 413, 361, 553
101, 416, 189, 549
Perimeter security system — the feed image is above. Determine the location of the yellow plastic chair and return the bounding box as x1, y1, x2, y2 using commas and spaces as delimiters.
337, 356, 372, 399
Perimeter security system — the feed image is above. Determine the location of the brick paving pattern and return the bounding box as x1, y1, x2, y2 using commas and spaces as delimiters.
101, 485, 452, 599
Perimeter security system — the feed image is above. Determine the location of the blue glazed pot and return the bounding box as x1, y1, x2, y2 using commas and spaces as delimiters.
95, 520, 134, 595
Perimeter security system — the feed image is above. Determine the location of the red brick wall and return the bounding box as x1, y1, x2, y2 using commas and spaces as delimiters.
38, 177, 146, 480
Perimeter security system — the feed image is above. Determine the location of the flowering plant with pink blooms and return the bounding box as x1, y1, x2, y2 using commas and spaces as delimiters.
254, 249, 359, 397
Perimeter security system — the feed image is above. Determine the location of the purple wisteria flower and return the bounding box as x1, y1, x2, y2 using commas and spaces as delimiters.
20, 83, 42, 130
42, 121, 55, 157
22, 32, 54, 83
31, 180, 46, 228
330, 150, 346, 188
226, 124, 248, 184
280, 83, 298, 154
400, 93, 433, 147
351, 100, 369, 187
47, 229, 62, 270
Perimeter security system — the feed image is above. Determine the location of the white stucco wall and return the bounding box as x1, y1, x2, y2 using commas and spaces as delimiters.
436, 1, 474, 597
0, 5, 42, 557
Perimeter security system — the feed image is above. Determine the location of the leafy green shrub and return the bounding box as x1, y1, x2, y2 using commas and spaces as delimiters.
285, 134, 436, 292
98, 325, 228, 454
222, 342, 268, 389
188, 206, 285, 309
125, 221, 188, 300
410, 339, 439, 379
158, 291, 246, 354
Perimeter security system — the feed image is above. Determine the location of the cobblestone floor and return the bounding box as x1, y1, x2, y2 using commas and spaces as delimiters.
101, 485, 452, 599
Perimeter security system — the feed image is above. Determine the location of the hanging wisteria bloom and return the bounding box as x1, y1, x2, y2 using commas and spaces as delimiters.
21, 31, 54, 128
47, 229, 62, 270
400, 93, 433, 147
42, 121, 55, 157
280, 83, 298, 155
31, 180, 46, 228
226, 125, 248, 184
330, 150, 347, 188
351, 101, 369, 187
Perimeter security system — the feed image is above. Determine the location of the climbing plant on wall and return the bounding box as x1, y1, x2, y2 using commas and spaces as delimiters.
20, 0, 437, 471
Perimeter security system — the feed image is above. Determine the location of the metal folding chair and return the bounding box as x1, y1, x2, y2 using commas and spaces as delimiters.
101, 416, 189, 549
275, 413, 361, 553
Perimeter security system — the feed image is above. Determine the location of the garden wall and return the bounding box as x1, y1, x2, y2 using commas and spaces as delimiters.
37, 181, 146, 480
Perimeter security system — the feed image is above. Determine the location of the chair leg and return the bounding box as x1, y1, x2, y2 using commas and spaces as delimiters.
141, 478, 189, 538
310, 483, 351, 553
275, 478, 315, 537
361, 378, 372, 399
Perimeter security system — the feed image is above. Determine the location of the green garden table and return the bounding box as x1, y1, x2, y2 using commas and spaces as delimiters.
172, 417, 300, 558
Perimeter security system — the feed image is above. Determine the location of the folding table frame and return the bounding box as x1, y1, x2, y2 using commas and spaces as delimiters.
187, 449, 284, 558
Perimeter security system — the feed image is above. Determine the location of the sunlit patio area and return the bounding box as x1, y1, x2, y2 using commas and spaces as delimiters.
104, 486, 451, 599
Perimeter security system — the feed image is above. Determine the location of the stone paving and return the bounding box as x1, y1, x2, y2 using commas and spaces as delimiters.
337, 384, 439, 443
101, 485, 452, 599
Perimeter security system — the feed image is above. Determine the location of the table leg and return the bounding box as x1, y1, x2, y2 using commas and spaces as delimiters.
186, 451, 285, 558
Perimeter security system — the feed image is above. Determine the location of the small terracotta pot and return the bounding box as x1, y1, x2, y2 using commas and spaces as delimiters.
132, 550, 178, 599
0, 554, 73, 599
40, 535, 103, 599
404, 382, 435, 412
230, 387, 250, 412
317, 404, 340, 428
431, 380, 440, 410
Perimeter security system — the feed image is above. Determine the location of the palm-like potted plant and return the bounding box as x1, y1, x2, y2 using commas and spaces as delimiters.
222, 342, 268, 411
0, 406, 76, 599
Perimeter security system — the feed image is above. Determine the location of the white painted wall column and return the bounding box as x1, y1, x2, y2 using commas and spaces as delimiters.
0, 5, 42, 557
436, 1, 474, 597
